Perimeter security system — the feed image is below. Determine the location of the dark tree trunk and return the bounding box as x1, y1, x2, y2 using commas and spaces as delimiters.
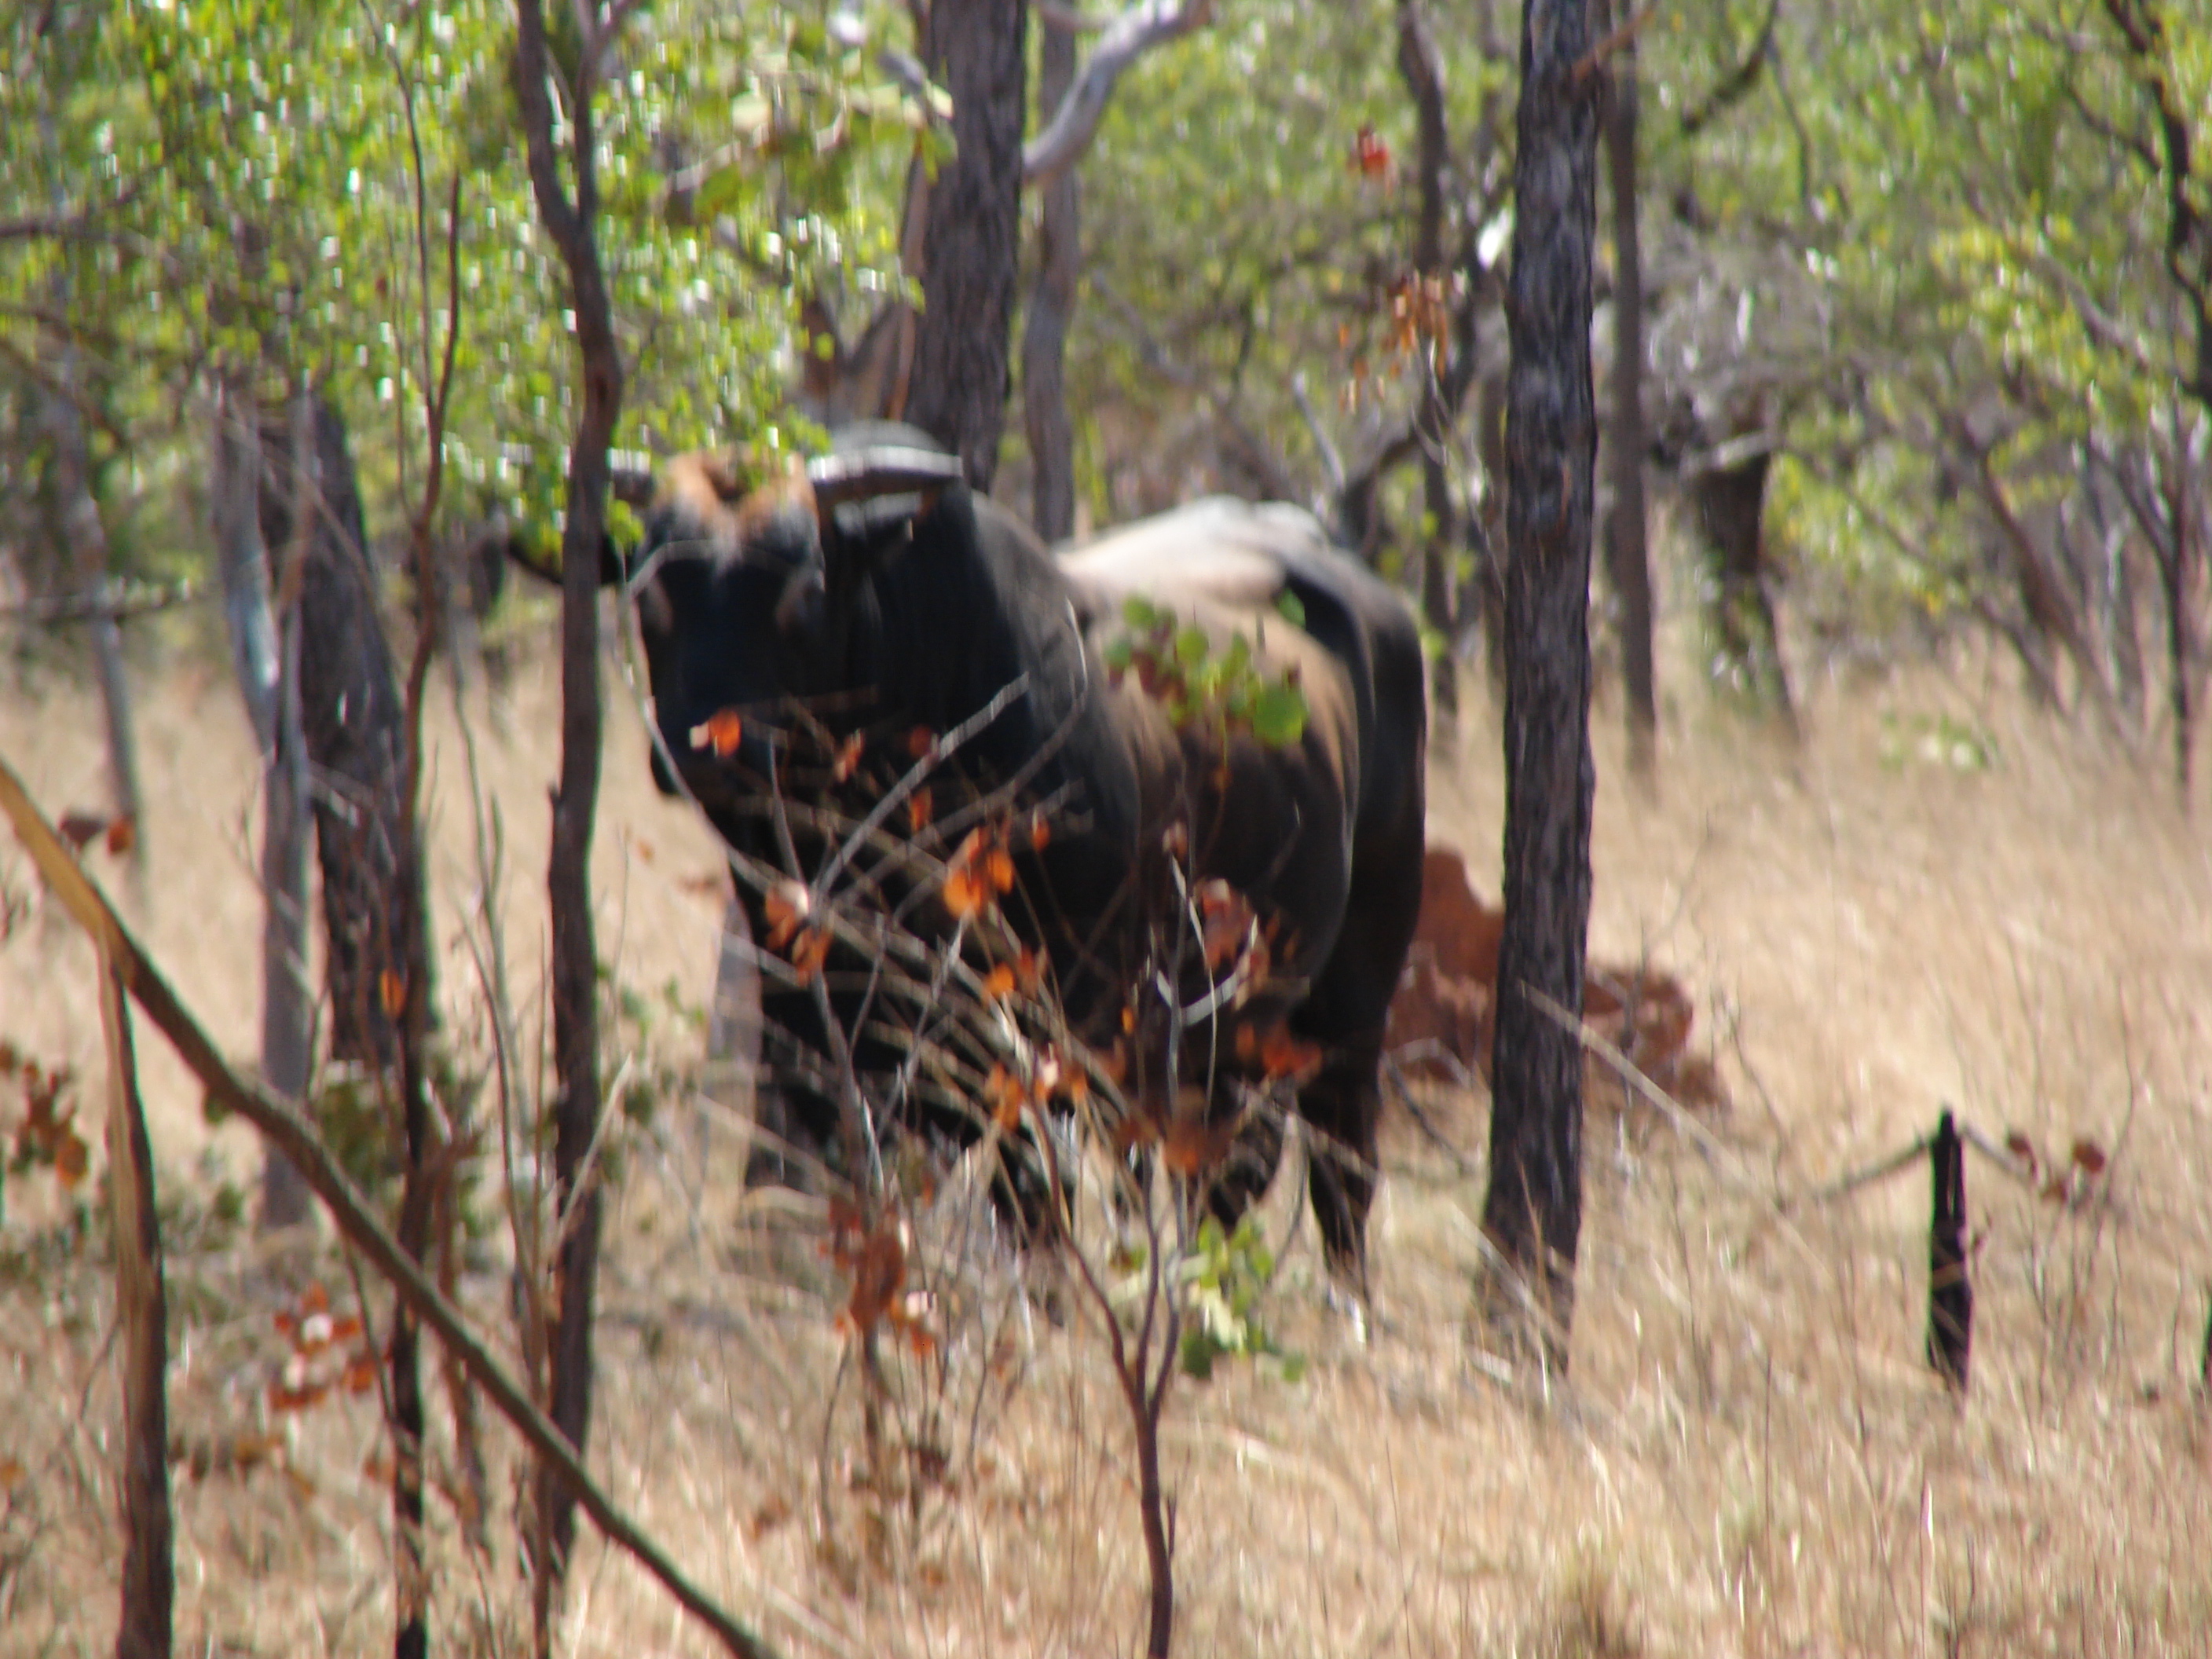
99, 959, 173, 1659
1021, 10, 1080, 540
1468, 360, 1511, 697
515, 5, 617, 1643
1480, 0, 1601, 1374
906, 0, 1029, 491
1398, 0, 1459, 719
212, 382, 317, 1229
1601, 13, 1657, 782
258, 391, 438, 1653
1690, 449, 1795, 726
256, 398, 419, 1071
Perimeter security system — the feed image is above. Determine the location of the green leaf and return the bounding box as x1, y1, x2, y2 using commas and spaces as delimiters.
1250, 679, 1309, 748
1273, 589, 1306, 628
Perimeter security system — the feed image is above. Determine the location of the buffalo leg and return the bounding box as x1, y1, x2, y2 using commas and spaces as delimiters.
1206, 1106, 1287, 1237
1291, 826, 1426, 1293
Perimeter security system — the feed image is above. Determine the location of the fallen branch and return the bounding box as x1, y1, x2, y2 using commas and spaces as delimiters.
0, 755, 779, 1659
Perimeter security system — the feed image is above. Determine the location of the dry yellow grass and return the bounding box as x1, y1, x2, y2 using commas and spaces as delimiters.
3, 631, 2210, 1657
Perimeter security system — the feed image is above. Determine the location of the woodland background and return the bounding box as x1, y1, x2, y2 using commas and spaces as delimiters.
2, 1, 2210, 1655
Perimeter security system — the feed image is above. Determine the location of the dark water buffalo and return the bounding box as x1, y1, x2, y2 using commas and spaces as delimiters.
607, 423, 1426, 1286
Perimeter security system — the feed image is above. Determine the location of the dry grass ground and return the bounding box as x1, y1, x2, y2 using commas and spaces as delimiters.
3, 629, 2210, 1657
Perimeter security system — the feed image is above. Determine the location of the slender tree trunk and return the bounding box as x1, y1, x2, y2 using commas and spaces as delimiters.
258, 398, 417, 1070
515, 7, 617, 1643
1398, 0, 1459, 718
1022, 10, 1081, 540
2158, 427, 2196, 802
212, 381, 316, 1229
906, 0, 1030, 489
100, 956, 173, 1659
1480, 0, 1600, 1375
1601, 13, 1657, 783
41, 364, 143, 856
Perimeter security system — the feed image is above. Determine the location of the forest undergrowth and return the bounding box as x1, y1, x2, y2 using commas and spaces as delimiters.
2, 626, 2209, 1657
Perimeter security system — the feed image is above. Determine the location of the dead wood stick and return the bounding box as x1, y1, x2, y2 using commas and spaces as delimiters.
97, 947, 174, 1659
0, 755, 778, 1659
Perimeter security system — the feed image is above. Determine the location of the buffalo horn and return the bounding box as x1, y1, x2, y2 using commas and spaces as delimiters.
807, 445, 966, 510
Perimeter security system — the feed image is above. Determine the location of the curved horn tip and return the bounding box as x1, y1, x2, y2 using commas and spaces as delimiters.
808, 445, 968, 506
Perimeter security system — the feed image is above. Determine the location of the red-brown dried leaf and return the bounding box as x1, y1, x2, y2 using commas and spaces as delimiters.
379, 970, 408, 1020
2070, 1137, 2108, 1175
104, 815, 137, 856
2004, 1129, 2039, 1174
906, 786, 935, 831
1196, 879, 1254, 972
833, 731, 866, 782
986, 1064, 1025, 1133
690, 708, 745, 757
789, 926, 831, 986
764, 880, 811, 950
942, 866, 990, 920
1259, 1024, 1323, 1082
906, 725, 936, 760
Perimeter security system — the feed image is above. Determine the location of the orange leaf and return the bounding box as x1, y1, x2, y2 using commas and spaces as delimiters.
1163, 1115, 1233, 1177
330, 1315, 364, 1344
906, 725, 937, 760
942, 867, 989, 920
690, 709, 745, 757
906, 786, 935, 831
833, 731, 866, 782
1351, 123, 1392, 179
1027, 811, 1052, 850
1196, 879, 1254, 972
950, 826, 989, 869
981, 963, 1017, 1002
986, 1064, 1025, 1133
985, 846, 1016, 895
1097, 1038, 1129, 1085
790, 927, 831, 986
379, 970, 408, 1020
104, 815, 137, 856
764, 880, 811, 950
342, 1355, 379, 1395
1259, 1024, 1323, 1082
1013, 947, 1043, 993
53, 1130, 87, 1190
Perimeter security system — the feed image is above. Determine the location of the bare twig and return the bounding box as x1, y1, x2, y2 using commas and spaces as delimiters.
0, 756, 781, 1659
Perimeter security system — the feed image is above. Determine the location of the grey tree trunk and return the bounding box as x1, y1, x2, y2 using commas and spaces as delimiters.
1021, 10, 1081, 540
40, 361, 143, 856
1398, 0, 1459, 719
905, 0, 1030, 490
515, 5, 617, 1639
1480, 0, 1601, 1374
212, 382, 314, 1229
255, 397, 419, 1071
1601, 13, 1657, 782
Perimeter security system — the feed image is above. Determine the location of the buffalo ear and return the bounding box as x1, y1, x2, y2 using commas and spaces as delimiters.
806, 444, 966, 512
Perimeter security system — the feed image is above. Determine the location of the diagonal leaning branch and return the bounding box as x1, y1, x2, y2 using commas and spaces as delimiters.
0, 755, 778, 1659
